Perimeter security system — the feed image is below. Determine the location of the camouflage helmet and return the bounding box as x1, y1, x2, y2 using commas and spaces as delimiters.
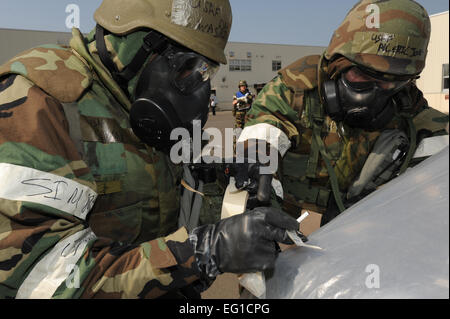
239, 80, 248, 87
94, 0, 232, 64
324, 0, 431, 77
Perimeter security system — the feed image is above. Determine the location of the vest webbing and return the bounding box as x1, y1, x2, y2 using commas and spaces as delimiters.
400, 116, 417, 175
307, 90, 346, 213
283, 86, 345, 214
287, 82, 420, 214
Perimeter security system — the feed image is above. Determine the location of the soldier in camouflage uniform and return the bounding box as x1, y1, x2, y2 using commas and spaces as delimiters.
233, 80, 254, 130
0, 0, 299, 299
232, 80, 254, 153
238, 0, 449, 226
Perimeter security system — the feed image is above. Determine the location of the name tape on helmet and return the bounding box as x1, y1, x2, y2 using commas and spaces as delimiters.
171, 0, 230, 40
352, 32, 427, 60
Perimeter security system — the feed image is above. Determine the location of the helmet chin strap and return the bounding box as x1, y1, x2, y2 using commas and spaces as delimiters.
95, 25, 168, 97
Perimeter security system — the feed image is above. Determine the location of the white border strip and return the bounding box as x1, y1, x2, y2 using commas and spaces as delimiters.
0, 163, 97, 220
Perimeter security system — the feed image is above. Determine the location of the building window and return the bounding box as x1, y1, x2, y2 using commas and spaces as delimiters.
229, 59, 240, 71
247, 52, 252, 58
443, 63, 449, 92
229, 51, 235, 58
229, 59, 252, 72
241, 59, 252, 71
272, 60, 282, 71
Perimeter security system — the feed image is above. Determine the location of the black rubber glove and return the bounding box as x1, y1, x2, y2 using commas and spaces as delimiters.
230, 139, 281, 209
229, 161, 274, 209
188, 207, 299, 286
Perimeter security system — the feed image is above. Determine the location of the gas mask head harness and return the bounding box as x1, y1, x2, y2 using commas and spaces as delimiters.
95, 26, 219, 151
322, 65, 413, 131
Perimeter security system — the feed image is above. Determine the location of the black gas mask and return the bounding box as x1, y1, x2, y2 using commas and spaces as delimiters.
323, 67, 411, 131
130, 40, 219, 151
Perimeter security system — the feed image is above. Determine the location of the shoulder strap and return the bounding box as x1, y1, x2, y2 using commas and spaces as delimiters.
305, 90, 323, 178
95, 25, 168, 96
179, 165, 204, 232
395, 89, 419, 174
307, 90, 346, 213
399, 116, 417, 175
312, 131, 346, 213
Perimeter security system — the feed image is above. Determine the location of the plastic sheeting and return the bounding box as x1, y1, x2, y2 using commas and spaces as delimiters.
265, 147, 449, 299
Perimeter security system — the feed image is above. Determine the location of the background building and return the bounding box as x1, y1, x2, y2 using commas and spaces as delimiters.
416, 11, 449, 114
211, 42, 326, 110
1, 13, 449, 115
0, 29, 73, 64
0, 29, 326, 112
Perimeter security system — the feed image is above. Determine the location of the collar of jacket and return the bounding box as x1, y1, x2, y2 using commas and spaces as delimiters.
69, 28, 132, 112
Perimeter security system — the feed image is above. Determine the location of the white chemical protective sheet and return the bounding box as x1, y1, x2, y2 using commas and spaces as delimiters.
265, 147, 449, 299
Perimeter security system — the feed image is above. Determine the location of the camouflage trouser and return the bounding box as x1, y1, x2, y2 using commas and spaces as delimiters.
233, 110, 247, 153
234, 110, 247, 130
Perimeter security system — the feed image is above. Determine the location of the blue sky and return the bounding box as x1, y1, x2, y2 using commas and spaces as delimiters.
0, 0, 448, 46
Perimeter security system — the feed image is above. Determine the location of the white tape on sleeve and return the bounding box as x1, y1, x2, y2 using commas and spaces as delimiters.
0, 163, 97, 220
16, 228, 97, 299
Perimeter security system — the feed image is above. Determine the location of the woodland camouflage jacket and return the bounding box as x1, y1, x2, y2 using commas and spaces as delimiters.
0, 29, 200, 299
239, 55, 449, 216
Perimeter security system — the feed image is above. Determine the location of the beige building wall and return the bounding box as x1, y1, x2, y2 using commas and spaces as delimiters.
1, 29, 326, 113
3, 23, 447, 114
212, 42, 326, 110
416, 11, 449, 114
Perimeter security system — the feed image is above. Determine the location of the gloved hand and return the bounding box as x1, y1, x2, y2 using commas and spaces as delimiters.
229, 140, 281, 209
188, 207, 300, 285
230, 161, 273, 209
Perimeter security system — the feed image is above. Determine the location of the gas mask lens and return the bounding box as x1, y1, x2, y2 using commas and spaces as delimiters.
172, 53, 219, 94
343, 67, 410, 91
